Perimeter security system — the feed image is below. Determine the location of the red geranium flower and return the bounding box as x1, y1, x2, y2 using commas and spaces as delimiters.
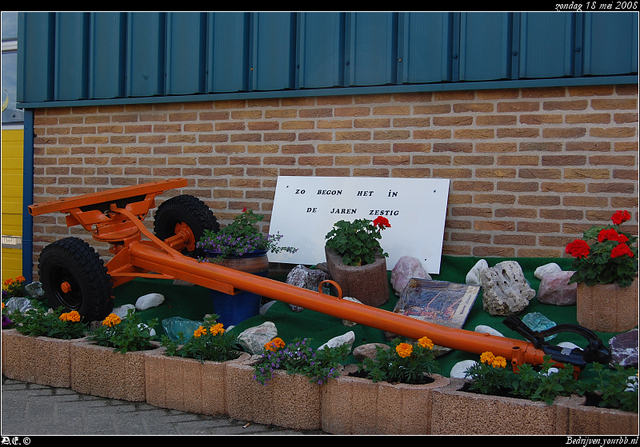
565, 239, 590, 258
611, 243, 634, 259
372, 216, 391, 229
611, 210, 631, 225
598, 228, 628, 243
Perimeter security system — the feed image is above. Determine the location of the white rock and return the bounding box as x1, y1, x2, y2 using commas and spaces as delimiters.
237, 321, 278, 354
534, 263, 562, 280
474, 325, 504, 337
318, 331, 355, 352
450, 360, 478, 379
112, 304, 136, 319
466, 259, 489, 285
341, 297, 363, 327
135, 293, 165, 310
558, 341, 580, 350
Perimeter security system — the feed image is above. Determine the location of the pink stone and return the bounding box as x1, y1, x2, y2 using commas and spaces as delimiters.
537, 271, 577, 306
391, 256, 430, 295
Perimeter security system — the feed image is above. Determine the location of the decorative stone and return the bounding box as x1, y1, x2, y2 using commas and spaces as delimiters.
113, 304, 136, 319
474, 325, 504, 337
537, 271, 577, 306
466, 259, 488, 286
286, 264, 331, 312
522, 312, 557, 341
480, 261, 536, 316
390, 256, 431, 295
609, 329, 638, 368
236, 321, 278, 355
24, 281, 45, 299
352, 343, 390, 361
534, 263, 562, 280
135, 293, 165, 310
450, 360, 478, 379
318, 331, 355, 352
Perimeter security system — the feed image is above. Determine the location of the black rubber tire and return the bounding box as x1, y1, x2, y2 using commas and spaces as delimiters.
38, 237, 113, 322
153, 194, 219, 256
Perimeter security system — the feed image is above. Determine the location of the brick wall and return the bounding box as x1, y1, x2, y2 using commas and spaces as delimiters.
30, 84, 638, 274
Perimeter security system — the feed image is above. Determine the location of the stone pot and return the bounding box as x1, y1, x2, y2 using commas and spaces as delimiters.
576, 278, 638, 332
321, 368, 450, 435
1, 328, 83, 388
324, 246, 389, 307
70, 340, 162, 402
145, 348, 250, 416
225, 357, 323, 430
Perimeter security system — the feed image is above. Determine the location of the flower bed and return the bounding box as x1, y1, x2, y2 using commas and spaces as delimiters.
1, 331, 637, 435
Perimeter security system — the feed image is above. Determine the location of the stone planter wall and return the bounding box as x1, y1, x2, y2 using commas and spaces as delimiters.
321, 370, 450, 435
2, 331, 637, 435
576, 279, 639, 333
225, 359, 323, 430
1, 329, 78, 388
70, 340, 161, 402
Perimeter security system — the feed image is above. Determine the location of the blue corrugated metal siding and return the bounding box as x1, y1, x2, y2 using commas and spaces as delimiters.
17, 11, 638, 107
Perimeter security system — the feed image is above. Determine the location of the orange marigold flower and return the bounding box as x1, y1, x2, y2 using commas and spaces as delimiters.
193, 325, 207, 338
480, 351, 495, 364
264, 337, 285, 352
396, 342, 413, 358
492, 356, 507, 369
209, 323, 225, 336
59, 311, 81, 322
102, 313, 121, 327
418, 336, 434, 350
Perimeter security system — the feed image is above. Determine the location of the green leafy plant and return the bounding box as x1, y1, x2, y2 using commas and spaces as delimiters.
161, 315, 242, 363
88, 309, 157, 354
358, 337, 439, 384
465, 352, 638, 412
8, 303, 87, 340
197, 207, 297, 262
575, 363, 638, 413
325, 216, 391, 266
253, 337, 350, 386
565, 210, 638, 287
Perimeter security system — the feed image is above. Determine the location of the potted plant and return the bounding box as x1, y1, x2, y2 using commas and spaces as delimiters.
322, 336, 449, 434
565, 210, 638, 332
146, 316, 248, 415
324, 216, 391, 306
226, 337, 349, 430
72, 309, 161, 401
1, 301, 88, 388
196, 208, 297, 327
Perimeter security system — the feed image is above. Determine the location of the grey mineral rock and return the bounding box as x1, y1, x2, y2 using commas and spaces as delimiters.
480, 261, 536, 316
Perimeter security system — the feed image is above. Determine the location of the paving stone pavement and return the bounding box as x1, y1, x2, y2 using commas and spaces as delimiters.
1, 376, 328, 436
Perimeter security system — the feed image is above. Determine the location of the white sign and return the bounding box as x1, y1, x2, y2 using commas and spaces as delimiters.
268, 176, 450, 274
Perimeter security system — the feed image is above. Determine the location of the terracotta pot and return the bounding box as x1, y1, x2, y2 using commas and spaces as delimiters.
324, 246, 389, 307
321, 368, 450, 435
576, 278, 638, 332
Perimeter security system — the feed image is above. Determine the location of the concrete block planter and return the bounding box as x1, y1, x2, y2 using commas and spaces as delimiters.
225, 358, 323, 430
70, 340, 161, 402
1, 328, 80, 388
556, 395, 639, 435
321, 369, 450, 435
145, 348, 249, 416
430, 379, 559, 435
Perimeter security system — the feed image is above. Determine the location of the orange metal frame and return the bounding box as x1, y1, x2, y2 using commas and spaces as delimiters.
29, 178, 585, 371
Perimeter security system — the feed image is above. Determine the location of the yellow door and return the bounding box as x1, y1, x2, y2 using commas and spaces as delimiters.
2, 128, 24, 282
